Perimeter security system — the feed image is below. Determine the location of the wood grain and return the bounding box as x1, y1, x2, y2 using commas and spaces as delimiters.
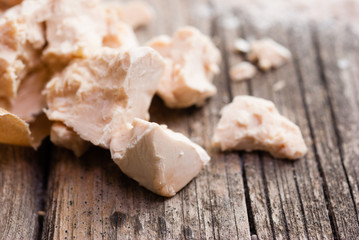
1, 0, 357, 239
220, 14, 334, 239
0, 144, 47, 240
287, 23, 359, 239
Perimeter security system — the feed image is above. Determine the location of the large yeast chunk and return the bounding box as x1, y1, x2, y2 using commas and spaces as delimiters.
213, 96, 307, 159
111, 118, 210, 197
44, 47, 165, 148
148, 26, 221, 108
43, 0, 106, 63
0, 0, 48, 99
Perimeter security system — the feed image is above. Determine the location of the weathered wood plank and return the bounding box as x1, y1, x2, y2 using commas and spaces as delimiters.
41, 146, 166, 240
289, 22, 359, 238
220, 16, 275, 240
327, 27, 359, 224
186, 2, 251, 239
249, 22, 336, 239
316, 23, 359, 221
249, 23, 334, 240
0, 144, 46, 240
220, 13, 334, 239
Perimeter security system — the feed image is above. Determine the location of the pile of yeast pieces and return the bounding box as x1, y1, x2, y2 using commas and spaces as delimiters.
0, 0, 307, 197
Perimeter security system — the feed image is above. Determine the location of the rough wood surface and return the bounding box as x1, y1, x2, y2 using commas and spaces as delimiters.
221, 16, 335, 239
0, 144, 47, 240
290, 23, 359, 239
1, 0, 359, 239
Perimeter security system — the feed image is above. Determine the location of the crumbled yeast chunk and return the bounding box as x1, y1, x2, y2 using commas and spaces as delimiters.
43, 0, 107, 64
44, 0, 142, 64
111, 118, 210, 197
44, 47, 165, 148
148, 26, 221, 108
247, 38, 291, 71
50, 122, 90, 157
234, 38, 251, 53
2, 66, 50, 122
0, 63, 51, 148
102, 4, 138, 49
230, 62, 257, 82
104, 1, 154, 29
0, 0, 48, 99
213, 96, 307, 159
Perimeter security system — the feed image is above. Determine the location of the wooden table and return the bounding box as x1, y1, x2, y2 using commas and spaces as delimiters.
1, 0, 359, 239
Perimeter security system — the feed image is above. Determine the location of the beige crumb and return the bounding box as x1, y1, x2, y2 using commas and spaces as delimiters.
212, 96, 307, 159
148, 26, 221, 108
230, 62, 257, 82
234, 38, 251, 53
37, 210, 45, 216
273, 80, 286, 92
111, 118, 210, 197
50, 122, 90, 157
247, 38, 292, 71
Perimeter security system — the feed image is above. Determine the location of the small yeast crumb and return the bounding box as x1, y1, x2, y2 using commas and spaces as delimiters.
230, 62, 257, 82
247, 38, 292, 71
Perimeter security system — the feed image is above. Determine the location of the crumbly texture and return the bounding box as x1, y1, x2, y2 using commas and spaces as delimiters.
104, 1, 155, 29
102, 5, 138, 49
213, 96, 307, 159
148, 26, 221, 108
230, 62, 257, 82
247, 38, 292, 71
111, 118, 210, 197
0, 1, 48, 99
44, 47, 165, 148
50, 122, 90, 157
43, 0, 106, 64
4, 66, 49, 122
